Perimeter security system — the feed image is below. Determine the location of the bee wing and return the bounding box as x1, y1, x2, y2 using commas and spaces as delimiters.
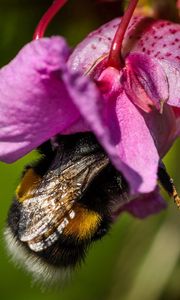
18, 174, 81, 241
18, 154, 108, 252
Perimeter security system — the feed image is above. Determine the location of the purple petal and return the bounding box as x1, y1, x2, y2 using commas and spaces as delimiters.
116, 187, 167, 219
142, 105, 177, 158
0, 37, 91, 163
68, 16, 146, 74
130, 20, 180, 108
130, 20, 180, 63
124, 53, 169, 112
72, 66, 159, 194
69, 17, 180, 108
158, 60, 180, 108
114, 91, 159, 194
68, 18, 119, 73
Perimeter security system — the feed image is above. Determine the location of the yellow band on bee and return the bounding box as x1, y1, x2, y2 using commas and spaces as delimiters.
16, 168, 41, 203
64, 205, 102, 240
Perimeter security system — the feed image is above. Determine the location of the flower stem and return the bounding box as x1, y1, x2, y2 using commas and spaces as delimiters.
108, 0, 139, 69
33, 0, 67, 40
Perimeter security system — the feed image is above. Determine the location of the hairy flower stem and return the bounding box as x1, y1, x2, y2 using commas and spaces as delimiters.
33, 0, 67, 40
108, 0, 139, 69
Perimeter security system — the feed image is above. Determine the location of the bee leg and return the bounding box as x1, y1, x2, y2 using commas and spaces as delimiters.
158, 161, 180, 209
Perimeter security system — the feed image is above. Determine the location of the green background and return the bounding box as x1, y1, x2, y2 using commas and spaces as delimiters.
0, 1, 180, 299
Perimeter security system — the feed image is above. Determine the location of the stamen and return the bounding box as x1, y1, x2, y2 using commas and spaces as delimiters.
33, 0, 67, 40
108, 0, 138, 69
158, 162, 180, 209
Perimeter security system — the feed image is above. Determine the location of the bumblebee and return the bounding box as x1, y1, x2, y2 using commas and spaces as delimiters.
4, 133, 129, 283
5, 132, 179, 284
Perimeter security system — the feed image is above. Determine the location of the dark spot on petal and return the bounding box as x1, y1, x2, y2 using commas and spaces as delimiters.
169, 29, 177, 34
166, 53, 172, 57
155, 51, 161, 57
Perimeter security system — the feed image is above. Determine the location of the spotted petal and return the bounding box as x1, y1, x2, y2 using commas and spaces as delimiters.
69, 17, 180, 109
130, 19, 180, 108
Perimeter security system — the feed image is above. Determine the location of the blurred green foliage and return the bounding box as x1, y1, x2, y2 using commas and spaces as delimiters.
0, 1, 180, 299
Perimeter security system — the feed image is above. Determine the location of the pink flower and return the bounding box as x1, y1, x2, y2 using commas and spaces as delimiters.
0, 0, 179, 218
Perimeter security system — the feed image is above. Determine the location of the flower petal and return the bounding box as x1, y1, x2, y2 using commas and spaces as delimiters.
114, 91, 159, 194
126, 19, 180, 61
130, 19, 180, 108
68, 18, 119, 73
124, 52, 169, 112
0, 37, 90, 163
173, 107, 180, 137
71, 66, 159, 194
142, 105, 177, 157
158, 60, 180, 108
68, 16, 147, 74
69, 16, 180, 107
117, 187, 167, 219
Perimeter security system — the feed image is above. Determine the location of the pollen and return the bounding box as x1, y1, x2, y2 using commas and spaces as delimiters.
170, 179, 180, 209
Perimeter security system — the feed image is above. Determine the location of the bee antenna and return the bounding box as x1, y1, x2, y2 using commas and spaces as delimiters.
158, 162, 180, 209
33, 0, 67, 40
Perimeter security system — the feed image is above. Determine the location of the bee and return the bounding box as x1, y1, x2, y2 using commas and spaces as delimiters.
4, 132, 179, 284
4, 133, 129, 283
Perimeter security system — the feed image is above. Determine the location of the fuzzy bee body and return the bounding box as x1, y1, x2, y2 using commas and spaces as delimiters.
5, 133, 129, 283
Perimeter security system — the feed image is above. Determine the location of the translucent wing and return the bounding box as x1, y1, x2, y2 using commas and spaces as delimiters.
18, 153, 108, 252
